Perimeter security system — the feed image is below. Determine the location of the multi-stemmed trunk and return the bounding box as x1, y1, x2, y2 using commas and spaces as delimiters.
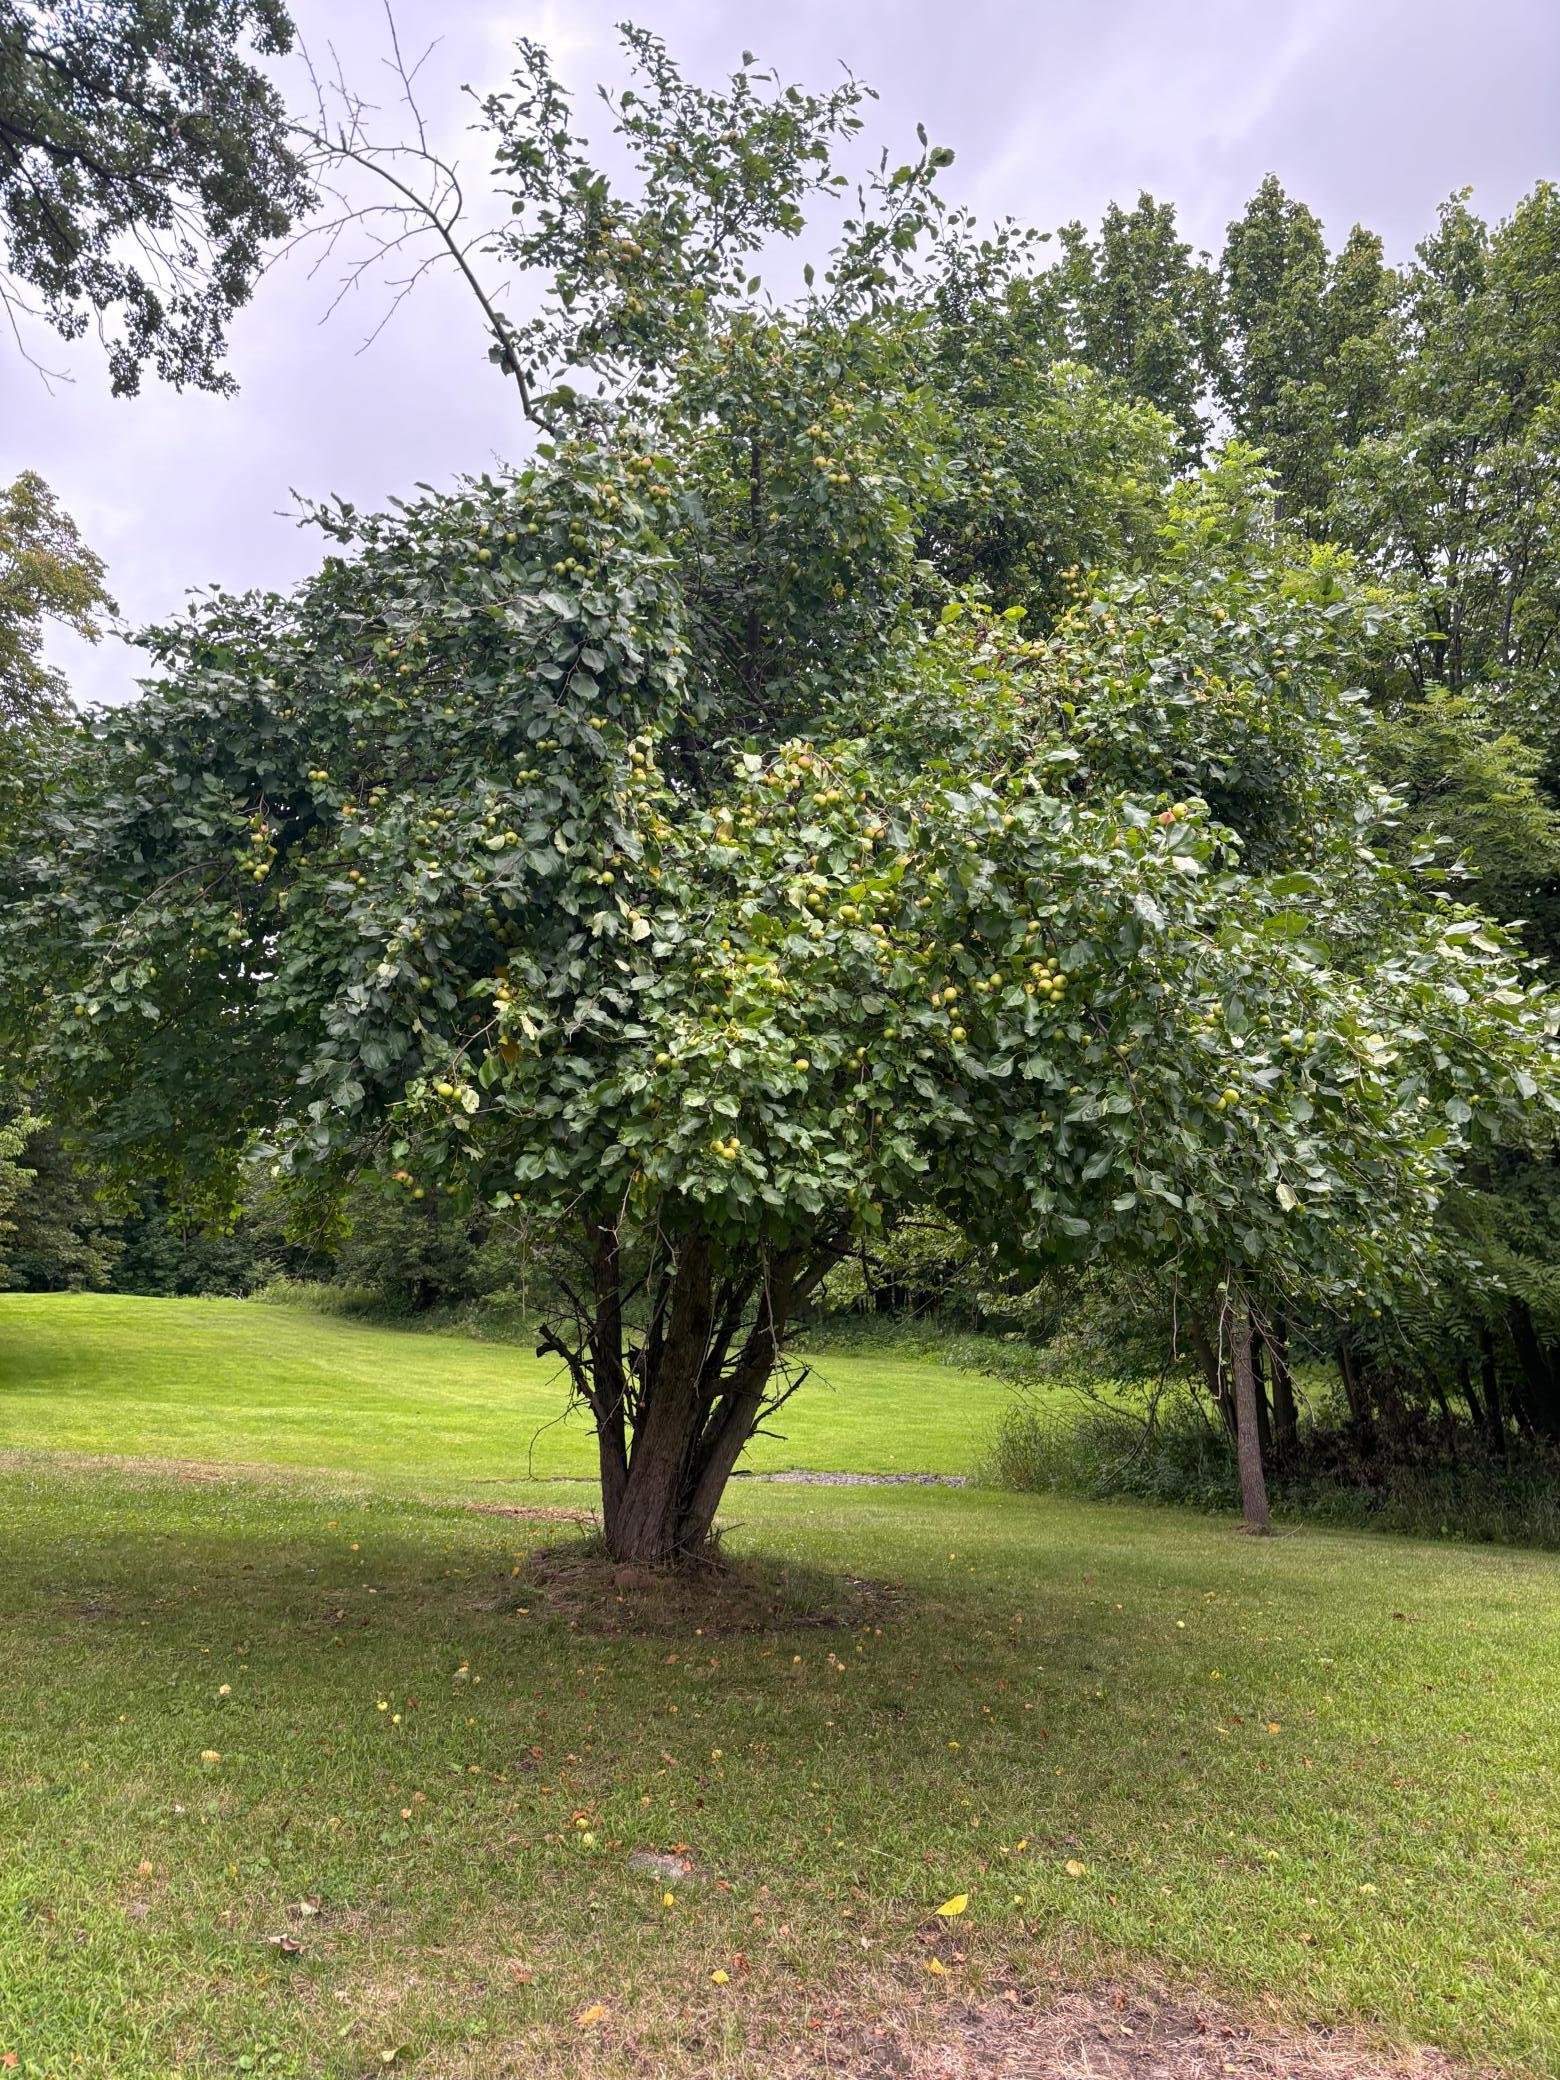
538, 1220, 837, 1565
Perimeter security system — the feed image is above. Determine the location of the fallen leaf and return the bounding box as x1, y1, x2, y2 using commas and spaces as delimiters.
509, 1962, 533, 1985
576, 2002, 607, 2028
137, 1859, 153, 1876
934, 1893, 968, 1918
925, 1958, 949, 1976
1064, 1860, 1087, 1878
199, 1750, 221, 1764
711, 1968, 730, 1984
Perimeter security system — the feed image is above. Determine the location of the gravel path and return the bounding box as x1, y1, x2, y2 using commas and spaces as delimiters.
735, 1469, 968, 1487
471, 1469, 969, 1488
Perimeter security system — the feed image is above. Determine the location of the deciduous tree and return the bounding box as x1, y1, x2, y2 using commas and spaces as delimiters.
9, 38, 1556, 1561
0, 0, 312, 391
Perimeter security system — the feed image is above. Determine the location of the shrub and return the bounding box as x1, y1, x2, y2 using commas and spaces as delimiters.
984, 1391, 1239, 1510
984, 1389, 1560, 1547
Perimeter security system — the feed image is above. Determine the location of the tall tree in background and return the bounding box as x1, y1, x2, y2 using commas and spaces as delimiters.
1331, 184, 1560, 1437
1039, 194, 1220, 467
0, 1102, 35, 1279
1331, 185, 1560, 710
0, 468, 110, 737
0, 0, 312, 391
1217, 176, 1400, 521
1031, 175, 1560, 1459
0, 474, 117, 1295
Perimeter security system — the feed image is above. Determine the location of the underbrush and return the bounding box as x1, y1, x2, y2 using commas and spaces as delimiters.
985, 1391, 1560, 1548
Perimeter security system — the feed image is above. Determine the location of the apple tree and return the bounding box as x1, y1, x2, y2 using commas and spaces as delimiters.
7, 34, 1557, 1559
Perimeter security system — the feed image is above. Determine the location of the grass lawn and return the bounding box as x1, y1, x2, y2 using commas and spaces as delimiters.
0, 1296, 1557, 2077
0, 1293, 1011, 1482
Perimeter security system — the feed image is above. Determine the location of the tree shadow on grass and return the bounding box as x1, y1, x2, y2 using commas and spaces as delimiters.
486, 1532, 907, 1636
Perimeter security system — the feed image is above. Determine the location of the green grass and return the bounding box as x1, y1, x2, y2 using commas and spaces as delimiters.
1, 1296, 1558, 2077
0, 1293, 1010, 1483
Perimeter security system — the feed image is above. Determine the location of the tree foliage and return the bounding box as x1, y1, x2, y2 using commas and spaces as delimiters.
0, 0, 311, 391
0, 468, 111, 735
8, 36, 1560, 1555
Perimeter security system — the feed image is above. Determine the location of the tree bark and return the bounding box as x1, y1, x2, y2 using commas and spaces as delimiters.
1478, 1327, 1507, 1458
1267, 1317, 1299, 1464
603, 1233, 714, 1563
1505, 1300, 1559, 1441
1251, 1333, 1273, 1464
1187, 1316, 1236, 1439
588, 1221, 630, 1531
1336, 1339, 1369, 1430
1229, 1300, 1273, 1534
678, 1251, 806, 1551
547, 1227, 831, 1566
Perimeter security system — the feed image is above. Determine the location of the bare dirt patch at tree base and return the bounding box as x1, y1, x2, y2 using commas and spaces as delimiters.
787, 1981, 1485, 2080
471, 1536, 903, 1635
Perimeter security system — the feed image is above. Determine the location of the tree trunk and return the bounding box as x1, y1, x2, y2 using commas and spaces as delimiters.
1187, 1316, 1236, 1439
1229, 1301, 1273, 1534
540, 1227, 828, 1565
602, 1234, 716, 1564
1478, 1328, 1507, 1458
1336, 1339, 1369, 1430
1267, 1318, 1299, 1463
1505, 1300, 1560, 1441
1251, 1333, 1273, 1464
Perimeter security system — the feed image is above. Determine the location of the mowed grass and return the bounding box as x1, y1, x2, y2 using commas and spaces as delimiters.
0, 1293, 1011, 1484
0, 1299, 1557, 2078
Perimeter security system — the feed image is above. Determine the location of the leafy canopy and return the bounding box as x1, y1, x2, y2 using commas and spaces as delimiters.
8, 32, 1560, 1558
0, 0, 311, 391
12, 443, 1555, 1315
0, 469, 112, 735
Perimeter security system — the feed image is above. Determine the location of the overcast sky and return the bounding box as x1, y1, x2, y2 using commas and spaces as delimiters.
8, 0, 1558, 708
